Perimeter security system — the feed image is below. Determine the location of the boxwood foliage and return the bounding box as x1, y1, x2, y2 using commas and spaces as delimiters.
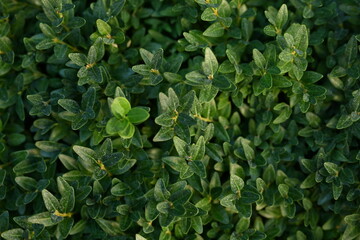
0, 0, 359, 239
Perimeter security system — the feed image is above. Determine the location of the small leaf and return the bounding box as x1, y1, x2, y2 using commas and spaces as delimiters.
253, 49, 266, 70
68, 53, 87, 67
111, 97, 131, 118
154, 179, 171, 201
1, 229, 24, 240
188, 160, 206, 178
127, 107, 149, 124
203, 47, 218, 76
276, 4, 288, 29
324, 162, 340, 176
300, 173, 316, 189
260, 73, 272, 89
95, 219, 122, 236
203, 22, 224, 37
336, 114, 353, 129
28, 212, 60, 227
57, 177, 75, 212
302, 71, 323, 84
345, 35, 358, 67
96, 19, 111, 35
240, 137, 255, 161
173, 136, 188, 157
42, 189, 60, 212
278, 183, 289, 198
230, 175, 244, 194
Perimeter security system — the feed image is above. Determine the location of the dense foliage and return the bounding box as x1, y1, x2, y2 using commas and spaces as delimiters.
0, 0, 359, 239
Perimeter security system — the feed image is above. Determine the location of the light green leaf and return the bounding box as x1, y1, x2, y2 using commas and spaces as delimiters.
324, 162, 340, 176
230, 175, 244, 194
203, 47, 218, 76
111, 97, 131, 118
173, 136, 188, 158
191, 136, 205, 161
240, 137, 255, 161
57, 177, 75, 212
1, 229, 24, 240
295, 24, 308, 53
96, 19, 111, 35
253, 49, 266, 70
275, 4, 288, 29
42, 189, 60, 212
203, 22, 224, 37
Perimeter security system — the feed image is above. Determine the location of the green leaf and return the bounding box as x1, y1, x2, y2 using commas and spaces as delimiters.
57, 177, 75, 212
1, 229, 24, 240
239, 185, 261, 204
150, 48, 163, 70
73, 145, 97, 166
203, 22, 224, 37
240, 137, 255, 161
87, 46, 98, 65
96, 19, 111, 35
300, 173, 316, 189
332, 182, 343, 200
139, 48, 153, 66
127, 107, 149, 124
117, 119, 135, 139
111, 181, 133, 196
324, 162, 340, 176
344, 214, 360, 225
95, 219, 122, 236
260, 73, 272, 89
58, 99, 81, 114
0, 211, 9, 232
155, 111, 177, 127
154, 179, 171, 201
111, 97, 131, 118
294, 24, 308, 53
306, 85, 327, 97
203, 47, 218, 76
336, 114, 353, 129
42, 189, 60, 212
230, 175, 244, 194
39, 23, 56, 37
15, 176, 37, 191
36, 141, 62, 152
136, 234, 148, 240
153, 127, 174, 142
302, 71, 323, 84
162, 156, 188, 174
345, 35, 358, 67
58, 218, 74, 238
188, 160, 206, 178
191, 136, 205, 161
276, 4, 288, 29
253, 49, 266, 70
28, 212, 60, 227
201, 7, 217, 21
192, 216, 203, 234
342, 224, 360, 240
106, 117, 124, 135
173, 136, 188, 157
68, 53, 87, 67
278, 184, 289, 198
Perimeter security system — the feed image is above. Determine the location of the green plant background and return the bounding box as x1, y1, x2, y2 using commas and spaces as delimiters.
0, 0, 359, 239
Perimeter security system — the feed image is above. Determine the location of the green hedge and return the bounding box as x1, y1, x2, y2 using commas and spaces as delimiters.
0, 0, 359, 239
